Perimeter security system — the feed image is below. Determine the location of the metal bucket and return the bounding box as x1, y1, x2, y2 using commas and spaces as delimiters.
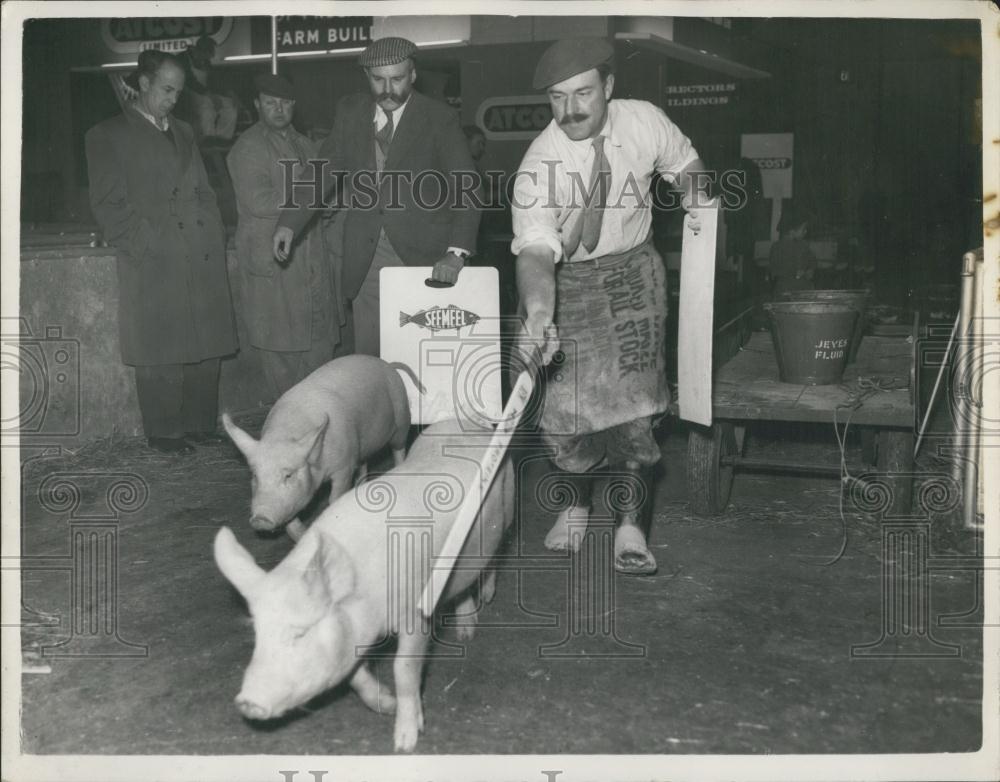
765, 301, 859, 385
780, 289, 870, 362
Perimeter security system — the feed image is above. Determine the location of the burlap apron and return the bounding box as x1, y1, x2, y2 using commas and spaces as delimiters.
541, 233, 669, 437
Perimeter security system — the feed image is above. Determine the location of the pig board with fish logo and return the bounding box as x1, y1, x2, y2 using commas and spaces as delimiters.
380, 267, 501, 426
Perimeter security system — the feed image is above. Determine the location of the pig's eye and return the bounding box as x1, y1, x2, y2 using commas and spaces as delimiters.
289, 625, 310, 640
281, 470, 294, 483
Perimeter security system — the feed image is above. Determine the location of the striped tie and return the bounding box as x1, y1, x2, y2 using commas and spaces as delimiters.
375, 110, 394, 158
565, 135, 611, 257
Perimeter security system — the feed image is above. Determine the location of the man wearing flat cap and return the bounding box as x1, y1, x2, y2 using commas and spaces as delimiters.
512, 37, 712, 575
273, 36, 480, 356
227, 74, 340, 399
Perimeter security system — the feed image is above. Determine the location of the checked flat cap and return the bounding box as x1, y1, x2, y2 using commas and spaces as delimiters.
358, 36, 418, 68
533, 37, 614, 90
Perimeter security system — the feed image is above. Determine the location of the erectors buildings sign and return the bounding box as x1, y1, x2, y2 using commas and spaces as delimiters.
101, 17, 233, 53
276, 16, 374, 52
664, 82, 738, 109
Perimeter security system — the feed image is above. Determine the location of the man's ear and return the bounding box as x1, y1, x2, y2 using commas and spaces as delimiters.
604, 73, 615, 100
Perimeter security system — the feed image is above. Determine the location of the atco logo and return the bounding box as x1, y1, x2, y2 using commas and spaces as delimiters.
100, 17, 233, 54
752, 157, 792, 170
476, 96, 553, 141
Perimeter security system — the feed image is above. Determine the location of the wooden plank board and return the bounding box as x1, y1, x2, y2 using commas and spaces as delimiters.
712, 332, 914, 427
677, 199, 721, 426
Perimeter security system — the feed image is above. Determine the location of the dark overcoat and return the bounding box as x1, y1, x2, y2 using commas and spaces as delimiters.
277, 91, 481, 299
86, 106, 238, 366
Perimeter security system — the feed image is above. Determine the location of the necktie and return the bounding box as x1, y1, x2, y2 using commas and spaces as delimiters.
565, 135, 611, 257
375, 109, 394, 158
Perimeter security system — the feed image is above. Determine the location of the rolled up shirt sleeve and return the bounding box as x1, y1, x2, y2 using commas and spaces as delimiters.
510, 143, 565, 263
650, 105, 700, 184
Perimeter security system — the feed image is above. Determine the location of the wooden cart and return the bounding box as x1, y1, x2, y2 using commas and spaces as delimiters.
687, 325, 918, 516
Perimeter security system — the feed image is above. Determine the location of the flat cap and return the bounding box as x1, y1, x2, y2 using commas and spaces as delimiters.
533, 37, 614, 90
254, 73, 296, 100
358, 36, 418, 68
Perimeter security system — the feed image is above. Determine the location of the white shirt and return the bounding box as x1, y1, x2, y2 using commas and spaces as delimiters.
133, 103, 170, 132
373, 98, 409, 134
511, 99, 699, 263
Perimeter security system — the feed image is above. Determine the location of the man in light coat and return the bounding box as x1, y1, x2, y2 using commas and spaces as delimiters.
227, 74, 339, 400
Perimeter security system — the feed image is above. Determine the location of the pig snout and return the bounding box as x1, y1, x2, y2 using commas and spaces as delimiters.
249, 514, 279, 532
235, 695, 272, 721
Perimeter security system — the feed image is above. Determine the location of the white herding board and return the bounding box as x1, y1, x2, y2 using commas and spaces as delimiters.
677, 199, 722, 427
380, 267, 502, 426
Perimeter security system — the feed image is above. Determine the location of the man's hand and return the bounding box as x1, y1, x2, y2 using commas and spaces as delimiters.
431, 252, 465, 285
273, 226, 294, 263
685, 210, 703, 235
513, 312, 559, 377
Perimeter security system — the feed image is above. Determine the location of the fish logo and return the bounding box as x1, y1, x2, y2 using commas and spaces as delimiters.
399, 305, 481, 333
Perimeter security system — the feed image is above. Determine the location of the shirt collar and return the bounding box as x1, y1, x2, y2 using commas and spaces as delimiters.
132, 103, 169, 132
374, 95, 411, 126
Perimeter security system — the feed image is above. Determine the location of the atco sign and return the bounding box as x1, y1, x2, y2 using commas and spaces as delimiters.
476, 96, 553, 141
101, 17, 233, 54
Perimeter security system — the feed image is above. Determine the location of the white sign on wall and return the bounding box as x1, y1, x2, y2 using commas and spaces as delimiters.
740, 133, 794, 199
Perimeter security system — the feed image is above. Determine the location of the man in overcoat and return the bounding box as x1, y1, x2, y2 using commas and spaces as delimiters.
273, 36, 480, 356
227, 73, 338, 400
86, 50, 238, 453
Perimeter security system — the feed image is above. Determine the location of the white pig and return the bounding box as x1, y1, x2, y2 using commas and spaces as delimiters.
222, 355, 420, 539
214, 418, 515, 752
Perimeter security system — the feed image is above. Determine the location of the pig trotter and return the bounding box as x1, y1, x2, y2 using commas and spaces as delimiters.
350, 664, 396, 714
392, 448, 406, 467
452, 594, 478, 641
481, 568, 498, 604
393, 627, 430, 751
286, 518, 307, 542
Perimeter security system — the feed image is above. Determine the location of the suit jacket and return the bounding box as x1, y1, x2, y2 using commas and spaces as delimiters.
277, 91, 481, 299
227, 120, 337, 351
86, 106, 238, 366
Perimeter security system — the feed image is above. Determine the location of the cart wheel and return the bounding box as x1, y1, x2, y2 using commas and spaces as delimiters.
876, 429, 915, 515
687, 422, 737, 516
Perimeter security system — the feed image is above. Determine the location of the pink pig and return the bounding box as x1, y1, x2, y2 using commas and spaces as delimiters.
214, 418, 515, 752
222, 355, 420, 539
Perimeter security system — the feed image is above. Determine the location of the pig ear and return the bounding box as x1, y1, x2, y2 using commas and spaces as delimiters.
222, 413, 258, 462
214, 526, 265, 599
303, 415, 329, 467
298, 533, 356, 605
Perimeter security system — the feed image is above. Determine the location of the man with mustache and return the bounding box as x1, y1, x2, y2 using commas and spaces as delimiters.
511, 38, 712, 575
227, 74, 339, 400
273, 37, 480, 356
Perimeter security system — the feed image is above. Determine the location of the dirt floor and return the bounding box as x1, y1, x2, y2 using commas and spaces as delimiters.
17, 415, 984, 756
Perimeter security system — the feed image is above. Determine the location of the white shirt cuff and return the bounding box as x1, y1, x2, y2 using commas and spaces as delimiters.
510, 228, 564, 264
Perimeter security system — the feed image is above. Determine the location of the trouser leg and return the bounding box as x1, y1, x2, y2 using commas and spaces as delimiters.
611, 459, 658, 576
181, 357, 221, 434
256, 348, 300, 401
353, 228, 404, 357
134, 363, 183, 439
